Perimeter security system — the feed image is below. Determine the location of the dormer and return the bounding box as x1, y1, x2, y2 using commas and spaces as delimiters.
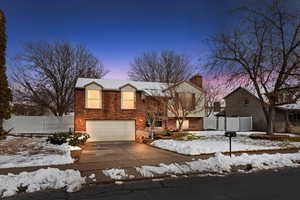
84, 82, 103, 109
119, 84, 137, 110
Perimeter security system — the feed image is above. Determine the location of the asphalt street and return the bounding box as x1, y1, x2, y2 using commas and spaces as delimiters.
7, 167, 300, 200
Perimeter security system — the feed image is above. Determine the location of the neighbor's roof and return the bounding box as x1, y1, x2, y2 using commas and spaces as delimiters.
277, 103, 300, 111
76, 78, 168, 94
223, 87, 269, 103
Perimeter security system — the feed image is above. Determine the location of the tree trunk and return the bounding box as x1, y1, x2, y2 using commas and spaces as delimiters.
151, 126, 154, 140
178, 119, 183, 131
0, 118, 3, 131
266, 107, 274, 135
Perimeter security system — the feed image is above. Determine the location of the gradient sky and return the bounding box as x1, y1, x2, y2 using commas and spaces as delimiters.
1, 0, 248, 79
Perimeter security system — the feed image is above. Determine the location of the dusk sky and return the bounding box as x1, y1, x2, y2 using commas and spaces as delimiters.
2, 0, 250, 79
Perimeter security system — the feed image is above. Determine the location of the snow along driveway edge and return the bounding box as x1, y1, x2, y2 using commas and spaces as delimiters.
101, 152, 300, 180
135, 152, 300, 177
0, 168, 86, 198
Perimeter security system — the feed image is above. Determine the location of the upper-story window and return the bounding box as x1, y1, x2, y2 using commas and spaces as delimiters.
177, 92, 195, 110
85, 83, 102, 109
121, 85, 136, 109
244, 98, 249, 105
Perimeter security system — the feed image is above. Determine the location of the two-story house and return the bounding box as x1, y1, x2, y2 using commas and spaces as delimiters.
74, 74, 205, 141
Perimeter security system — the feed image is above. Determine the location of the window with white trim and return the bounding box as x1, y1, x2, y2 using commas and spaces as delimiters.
121, 91, 135, 109
86, 89, 101, 109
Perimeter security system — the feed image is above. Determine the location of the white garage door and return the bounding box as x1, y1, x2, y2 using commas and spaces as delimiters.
86, 120, 135, 141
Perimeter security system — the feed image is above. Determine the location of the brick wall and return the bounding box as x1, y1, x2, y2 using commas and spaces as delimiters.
75, 88, 203, 133
74, 89, 147, 132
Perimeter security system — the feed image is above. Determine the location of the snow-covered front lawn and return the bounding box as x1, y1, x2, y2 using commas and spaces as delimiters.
151, 131, 300, 155
0, 136, 76, 168
0, 168, 85, 198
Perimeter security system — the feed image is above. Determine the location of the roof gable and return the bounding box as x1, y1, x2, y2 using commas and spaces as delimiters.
224, 87, 266, 103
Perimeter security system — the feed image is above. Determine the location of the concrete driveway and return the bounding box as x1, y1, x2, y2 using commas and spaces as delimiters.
77, 141, 190, 170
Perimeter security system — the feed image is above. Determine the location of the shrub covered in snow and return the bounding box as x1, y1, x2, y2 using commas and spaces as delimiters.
47, 132, 89, 146
68, 132, 90, 146
47, 132, 69, 145
0, 168, 86, 198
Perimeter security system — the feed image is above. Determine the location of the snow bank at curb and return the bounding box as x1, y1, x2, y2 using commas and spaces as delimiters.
136, 152, 300, 177
0, 168, 86, 198
102, 168, 128, 180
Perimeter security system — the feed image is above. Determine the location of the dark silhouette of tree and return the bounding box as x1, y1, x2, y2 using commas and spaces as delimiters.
13, 41, 108, 116
0, 10, 12, 131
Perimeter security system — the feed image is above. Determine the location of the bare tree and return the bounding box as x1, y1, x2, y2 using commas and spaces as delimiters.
205, 0, 300, 134
12, 41, 108, 116
144, 96, 166, 139
162, 85, 205, 131
128, 50, 194, 83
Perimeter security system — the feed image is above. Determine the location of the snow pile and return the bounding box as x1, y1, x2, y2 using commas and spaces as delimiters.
102, 168, 128, 180
277, 103, 300, 110
0, 168, 86, 198
69, 146, 82, 151
136, 152, 300, 177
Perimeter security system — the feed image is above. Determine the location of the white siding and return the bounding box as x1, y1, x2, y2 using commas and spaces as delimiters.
167, 82, 205, 118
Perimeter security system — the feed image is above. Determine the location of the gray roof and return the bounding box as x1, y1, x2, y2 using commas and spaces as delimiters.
76, 78, 167, 94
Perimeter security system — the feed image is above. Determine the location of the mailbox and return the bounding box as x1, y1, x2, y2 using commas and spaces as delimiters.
224, 131, 236, 157
225, 131, 237, 137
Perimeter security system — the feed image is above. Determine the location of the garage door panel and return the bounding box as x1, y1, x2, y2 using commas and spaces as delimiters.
86, 120, 135, 141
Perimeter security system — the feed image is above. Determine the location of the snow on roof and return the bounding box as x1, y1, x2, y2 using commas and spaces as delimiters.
76, 78, 167, 92
277, 100, 300, 111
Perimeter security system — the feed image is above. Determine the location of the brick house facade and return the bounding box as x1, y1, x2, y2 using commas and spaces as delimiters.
74, 75, 205, 141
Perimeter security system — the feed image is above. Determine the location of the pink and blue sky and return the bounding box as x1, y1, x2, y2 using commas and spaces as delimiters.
2, 0, 250, 79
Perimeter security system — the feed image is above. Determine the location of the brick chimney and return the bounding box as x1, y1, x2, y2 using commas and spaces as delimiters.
189, 74, 202, 88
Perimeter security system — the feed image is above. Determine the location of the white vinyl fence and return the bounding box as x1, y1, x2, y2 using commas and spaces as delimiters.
204, 116, 253, 132
3, 115, 74, 134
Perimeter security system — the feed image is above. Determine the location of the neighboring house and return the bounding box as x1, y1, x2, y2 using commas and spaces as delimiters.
224, 87, 300, 133
206, 100, 226, 117
74, 74, 205, 141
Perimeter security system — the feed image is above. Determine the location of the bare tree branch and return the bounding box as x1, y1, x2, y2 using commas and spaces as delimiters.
12, 41, 109, 116
128, 50, 195, 83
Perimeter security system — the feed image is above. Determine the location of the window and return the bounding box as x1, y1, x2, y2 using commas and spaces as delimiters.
289, 113, 300, 123
244, 98, 249, 105
86, 89, 101, 109
177, 92, 195, 110
121, 91, 135, 109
